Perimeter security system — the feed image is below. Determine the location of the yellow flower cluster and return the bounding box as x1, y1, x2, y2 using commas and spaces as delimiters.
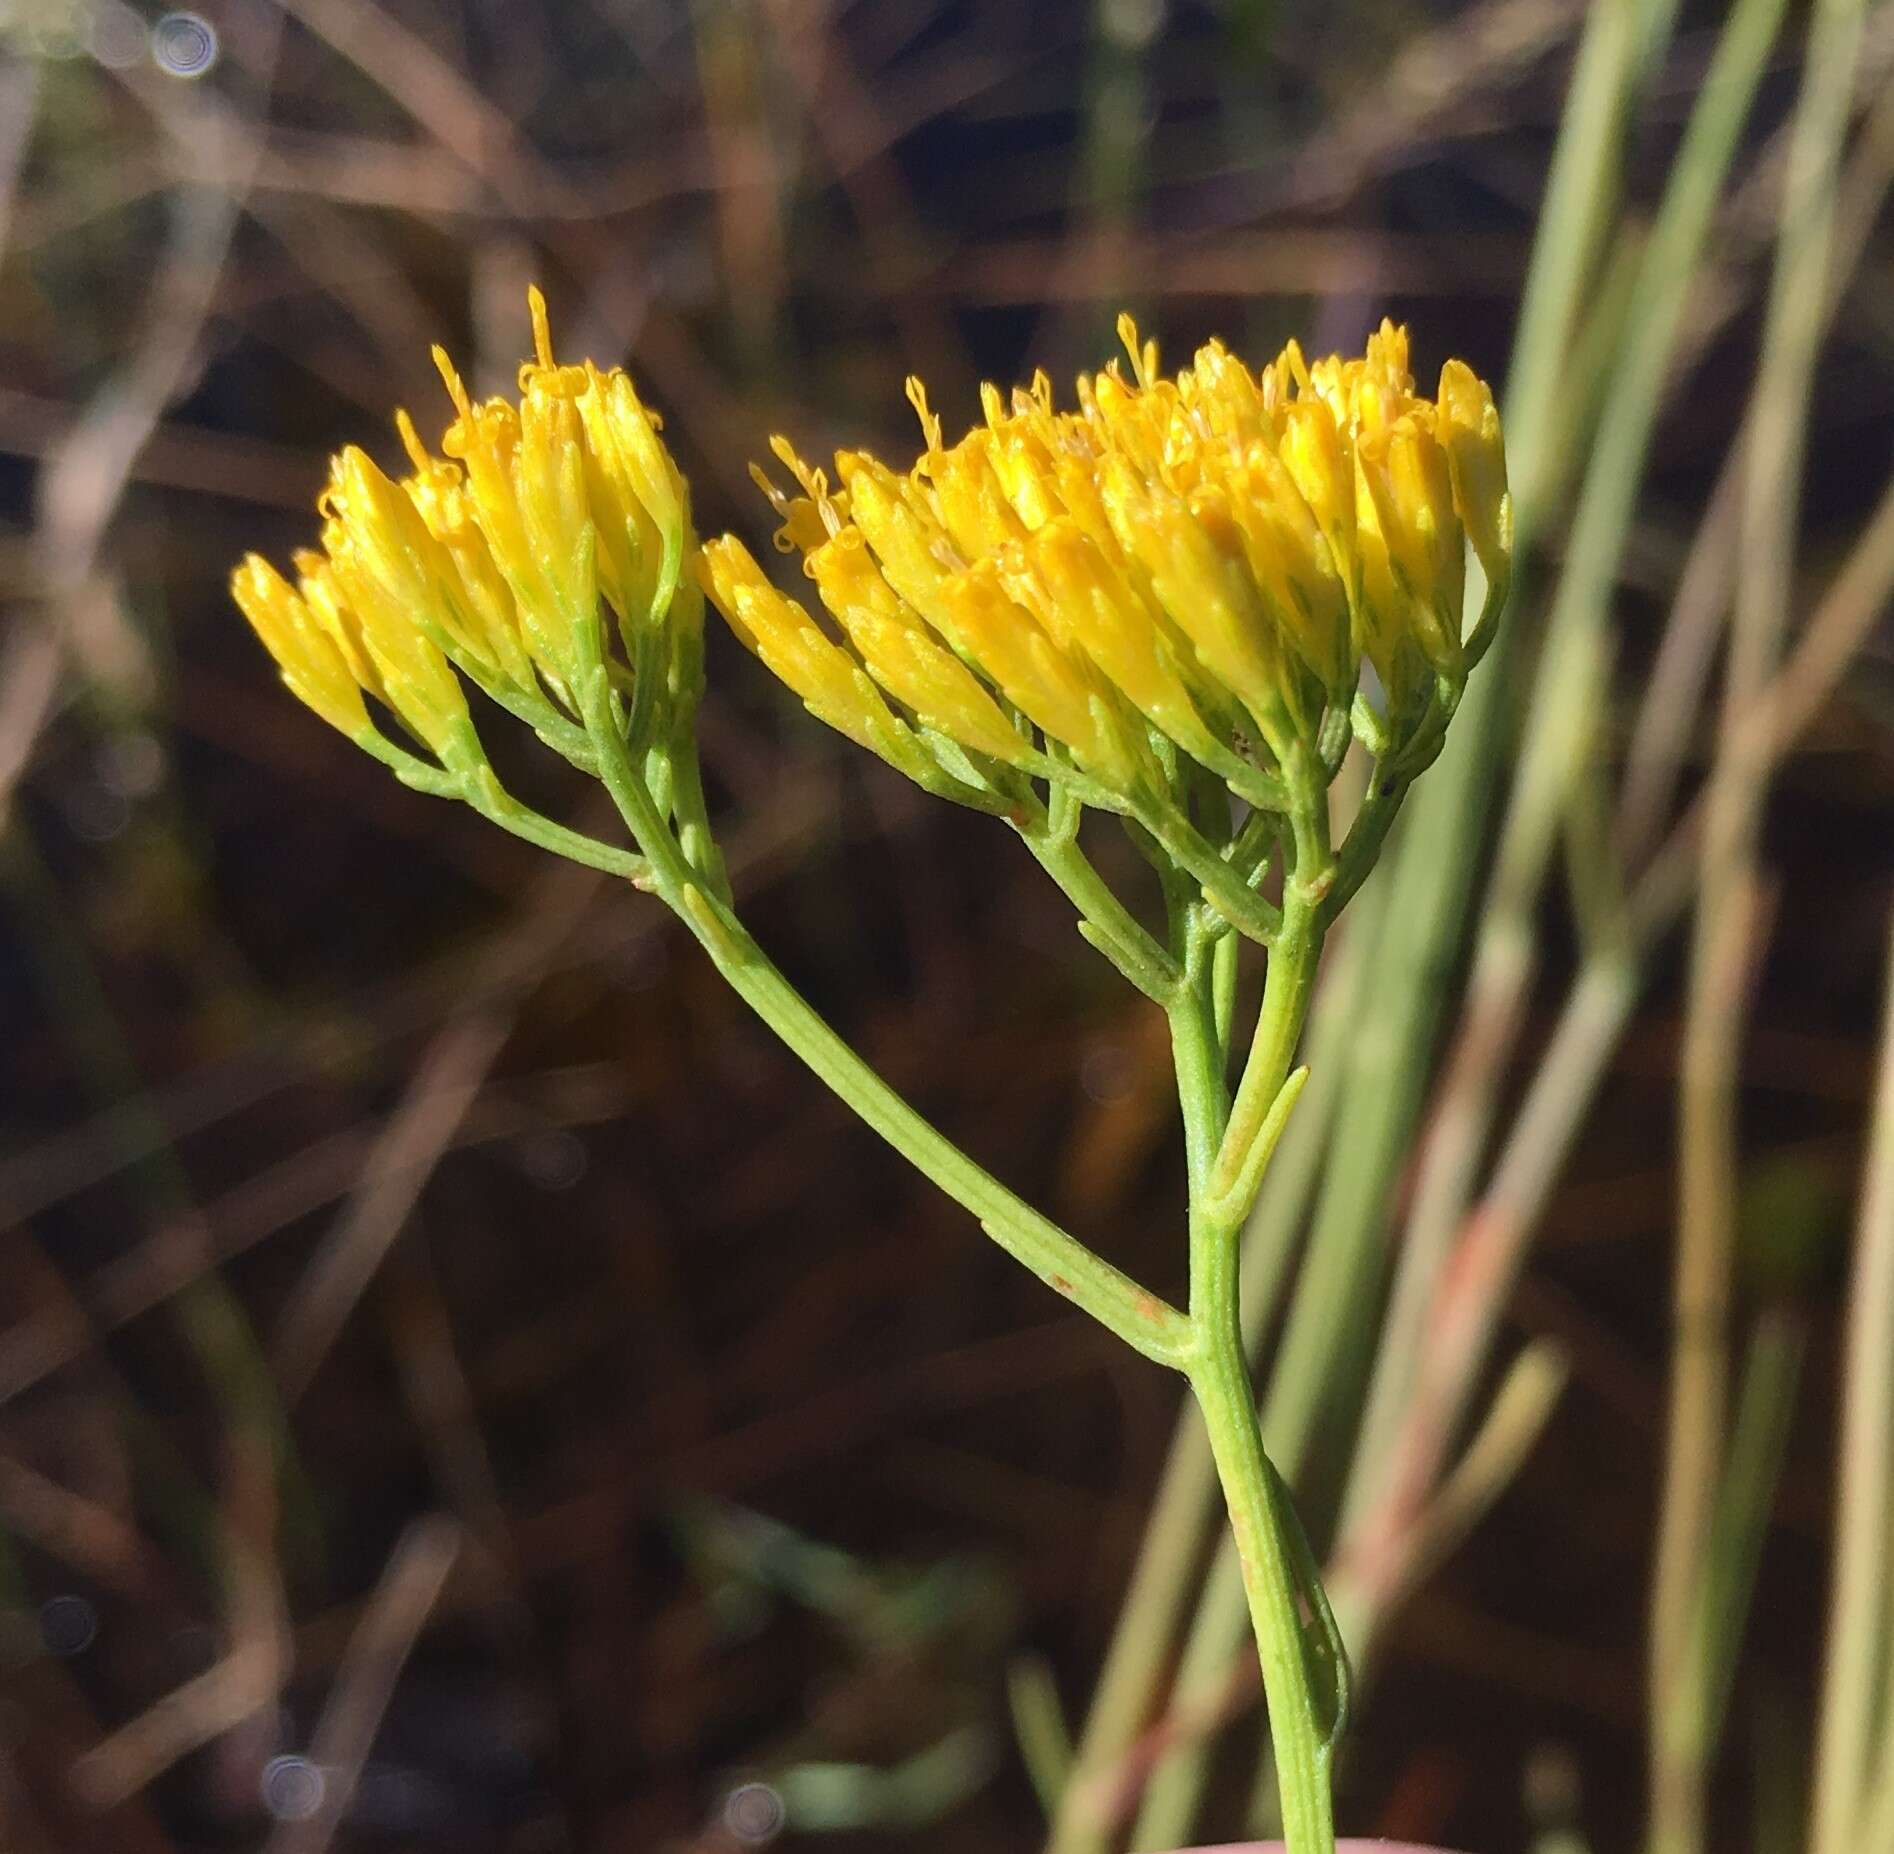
231, 289, 698, 770
700, 320, 1508, 810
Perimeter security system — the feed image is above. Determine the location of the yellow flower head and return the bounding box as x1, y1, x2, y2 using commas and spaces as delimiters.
232, 288, 699, 767
701, 315, 1509, 810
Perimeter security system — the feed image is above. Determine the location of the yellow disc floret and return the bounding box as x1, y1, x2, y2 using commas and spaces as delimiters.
229, 554, 373, 741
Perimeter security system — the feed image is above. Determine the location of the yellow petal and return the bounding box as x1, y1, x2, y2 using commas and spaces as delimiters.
578, 363, 685, 626
930, 435, 1029, 564
394, 410, 535, 689
1224, 444, 1353, 695
1280, 399, 1358, 600
293, 548, 383, 703
1026, 519, 1223, 764
835, 452, 964, 640
1378, 413, 1465, 674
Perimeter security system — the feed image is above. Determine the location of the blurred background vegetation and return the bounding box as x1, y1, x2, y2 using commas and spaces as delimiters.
1, 1, 1892, 1851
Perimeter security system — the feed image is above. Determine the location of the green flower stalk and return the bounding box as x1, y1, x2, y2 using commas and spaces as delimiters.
233, 289, 1510, 1854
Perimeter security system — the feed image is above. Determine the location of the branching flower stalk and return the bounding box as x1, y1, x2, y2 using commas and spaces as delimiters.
232, 290, 1510, 1854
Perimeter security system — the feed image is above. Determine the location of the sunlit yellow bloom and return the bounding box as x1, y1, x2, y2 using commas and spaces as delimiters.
230, 554, 371, 740
1225, 440, 1353, 696
803, 531, 1034, 767
703, 314, 1509, 810
576, 358, 692, 637
1279, 397, 1356, 594
1437, 359, 1513, 605
1355, 411, 1463, 687
1026, 518, 1230, 772
291, 549, 381, 698
836, 451, 1149, 791
1097, 458, 1299, 752
431, 306, 594, 693
231, 287, 699, 768
394, 410, 537, 693
940, 555, 1146, 788
316, 461, 472, 757
699, 533, 923, 778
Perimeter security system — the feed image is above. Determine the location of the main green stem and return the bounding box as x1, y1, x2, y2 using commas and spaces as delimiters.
1166, 892, 1335, 1854
1187, 1248, 1335, 1854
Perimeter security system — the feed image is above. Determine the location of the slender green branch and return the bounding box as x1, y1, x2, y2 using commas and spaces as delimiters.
569, 649, 1194, 1369
374, 737, 654, 886
664, 621, 732, 902
1049, 904, 1361, 1854
1211, 927, 1240, 1058
669, 859, 1193, 1368
667, 733, 731, 901
1214, 887, 1322, 1218
1025, 825, 1183, 1003
1142, 801, 1283, 946
1165, 898, 1233, 1178
1080, 903, 1370, 1854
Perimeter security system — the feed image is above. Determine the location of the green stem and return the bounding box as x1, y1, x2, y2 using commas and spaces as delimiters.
1063, 903, 1370, 1854
667, 709, 732, 902
578, 592, 1338, 1842
1043, 873, 1237, 1854
1140, 800, 1283, 946
572, 661, 1193, 1368
372, 733, 654, 886
474, 781, 653, 884
1212, 920, 1240, 1054
675, 880, 1190, 1362
1027, 826, 1183, 1002
1187, 1206, 1337, 1854
1168, 909, 1233, 1187
1164, 892, 1337, 1854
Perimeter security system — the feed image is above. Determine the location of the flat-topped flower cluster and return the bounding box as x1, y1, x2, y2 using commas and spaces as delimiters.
703, 317, 1509, 816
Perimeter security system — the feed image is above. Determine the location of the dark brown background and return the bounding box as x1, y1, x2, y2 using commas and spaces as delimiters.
1, 2, 1890, 1850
